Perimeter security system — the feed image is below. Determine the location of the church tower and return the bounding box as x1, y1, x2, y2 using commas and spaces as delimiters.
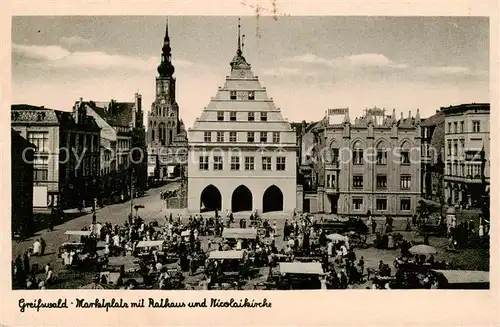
147, 18, 188, 181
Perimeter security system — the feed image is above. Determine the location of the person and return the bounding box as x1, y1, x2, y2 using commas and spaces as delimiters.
40, 238, 46, 256
358, 256, 365, 276
372, 220, 377, 234
23, 251, 30, 275
320, 276, 328, 290
405, 217, 412, 231
45, 265, 53, 285
32, 239, 41, 256
424, 234, 430, 245
366, 215, 373, 234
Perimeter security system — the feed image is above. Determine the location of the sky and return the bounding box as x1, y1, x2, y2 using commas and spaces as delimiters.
12, 16, 489, 128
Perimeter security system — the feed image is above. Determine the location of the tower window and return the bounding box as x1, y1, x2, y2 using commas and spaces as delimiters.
260, 132, 267, 143
262, 157, 272, 171
230, 111, 237, 121
230, 156, 240, 171
260, 112, 267, 121
276, 157, 286, 171
230, 91, 237, 100
245, 156, 255, 170
248, 112, 255, 121
217, 111, 224, 121
248, 91, 255, 100
213, 156, 223, 171
204, 132, 212, 142
272, 132, 280, 143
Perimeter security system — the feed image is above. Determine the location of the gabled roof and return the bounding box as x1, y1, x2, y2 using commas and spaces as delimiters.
421, 111, 445, 127
81, 100, 134, 127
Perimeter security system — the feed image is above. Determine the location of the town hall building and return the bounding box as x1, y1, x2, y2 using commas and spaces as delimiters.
147, 20, 188, 181
187, 20, 297, 214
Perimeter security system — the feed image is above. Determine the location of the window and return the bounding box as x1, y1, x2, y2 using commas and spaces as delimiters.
230, 91, 237, 100
199, 156, 209, 170
331, 148, 339, 162
217, 111, 224, 121
28, 132, 49, 152
204, 132, 212, 142
447, 140, 452, 156
216, 132, 224, 142
473, 120, 480, 133
272, 132, 280, 143
353, 148, 363, 165
245, 156, 255, 170
376, 175, 387, 188
262, 157, 272, 170
460, 139, 465, 155
276, 157, 286, 171
400, 175, 411, 189
376, 149, 387, 165
248, 112, 255, 121
33, 155, 49, 181
376, 198, 387, 211
229, 132, 237, 142
230, 156, 240, 170
353, 198, 363, 210
260, 132, 267, 143
453, 140, 458, 156
326, 175, 331, 187
448, 122, 452, 133
460, 121, 464, 133
248, 91, 255, 100
261, 112, 267, 121
247, 132, 255, 143
453, 122, 458, 133
401, 199, 411, 211
353, 175, 363, 188
400, 150, 410, 164
230, 111, 237, 121
213, 156, 223, 171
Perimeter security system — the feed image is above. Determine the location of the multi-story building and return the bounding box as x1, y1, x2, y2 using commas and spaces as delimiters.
420, 110, 445, 204
11, 104, 101, 211
147, 20, 188, 181
442, 103, 490, 207
187, 21, 297, 213
75, 93, 146, 200
300, 107, 422, 217
11, 129, 34, 237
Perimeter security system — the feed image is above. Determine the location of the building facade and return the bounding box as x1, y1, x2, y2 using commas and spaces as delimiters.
421, 110, 445, 203
442, 103, 490, 207
187, 22, 297, 213
11, 130, 34, 237
11, 104, 101, 211
300, 107, 422, 217
147, 20, 188, 181
76, 93, 146, 201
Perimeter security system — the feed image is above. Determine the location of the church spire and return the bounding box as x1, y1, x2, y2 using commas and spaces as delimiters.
158, 17, 175, 77
237, 17, 242, 56
230, 18, 250, 71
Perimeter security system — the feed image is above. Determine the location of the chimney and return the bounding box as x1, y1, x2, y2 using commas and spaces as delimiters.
400, 112, 404, 120
408, 110, 412, 118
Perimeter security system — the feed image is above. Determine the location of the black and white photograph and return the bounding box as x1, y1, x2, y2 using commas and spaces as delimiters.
10, 14, 491, 293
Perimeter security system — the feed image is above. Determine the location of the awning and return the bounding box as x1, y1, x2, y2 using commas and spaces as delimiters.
181, 230, 191, 237
279, 262, 324, 275
209, 250, 244, 260
65, 230, 92, 236
222, 228, 258, 239
136, 240, 164, 248
433, 270, 489, 284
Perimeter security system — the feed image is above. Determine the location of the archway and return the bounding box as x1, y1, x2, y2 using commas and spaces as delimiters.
263, 185, 284, 213
231, 185, 252, 212
200, 184, 222, 212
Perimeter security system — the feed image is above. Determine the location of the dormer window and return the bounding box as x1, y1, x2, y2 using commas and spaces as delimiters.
217, 111, 224, 121
261, 112, 267, 121
248, 112, 255, 121
230, 91, 237, 100
248, 91, 255, 100
230, 111, 237, 121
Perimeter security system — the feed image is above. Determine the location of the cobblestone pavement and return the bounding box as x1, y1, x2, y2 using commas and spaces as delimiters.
11, 183, 489, 289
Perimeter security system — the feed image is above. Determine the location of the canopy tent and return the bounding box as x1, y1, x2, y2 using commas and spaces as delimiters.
180, 230, 191, 237
136, 240, 165, 248
107, 256, 140, 272
326, 233, 346, 242
64, 230, 92, 236
279, 262, 324, 275
433, 270, 489, 284
79, 282, 114, 290
222, 228, 258, 240
209, 250, 245, 260
409, 244, 438, 255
